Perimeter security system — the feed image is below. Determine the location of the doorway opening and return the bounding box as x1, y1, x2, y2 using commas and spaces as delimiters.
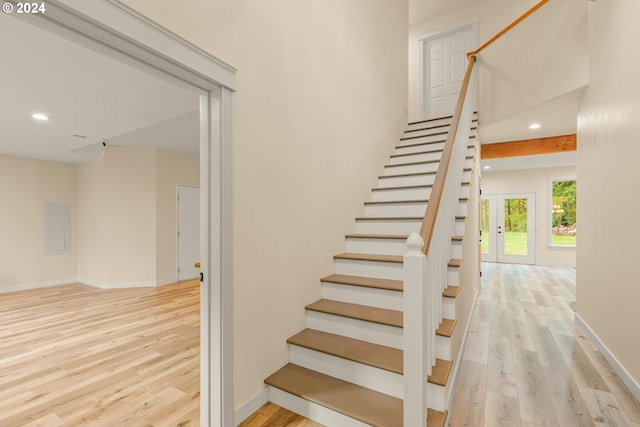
3, 2, 235, 425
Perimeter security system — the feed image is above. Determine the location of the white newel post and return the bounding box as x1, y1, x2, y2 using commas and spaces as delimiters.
404, 232, 430, 426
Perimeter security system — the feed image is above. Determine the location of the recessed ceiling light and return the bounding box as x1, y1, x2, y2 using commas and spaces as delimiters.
483, 165, 491, 170
529, 123, 541, 130
32, 113, 49, 121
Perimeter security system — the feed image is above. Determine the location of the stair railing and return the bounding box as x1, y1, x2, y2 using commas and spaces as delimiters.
403, 1, 549, 424
403, 55, 476, 427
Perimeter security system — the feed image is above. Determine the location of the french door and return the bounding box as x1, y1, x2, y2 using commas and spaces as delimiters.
481, 193, 536, 264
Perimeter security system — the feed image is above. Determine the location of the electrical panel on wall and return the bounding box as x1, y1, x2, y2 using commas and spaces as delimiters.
44, 203, 71, 254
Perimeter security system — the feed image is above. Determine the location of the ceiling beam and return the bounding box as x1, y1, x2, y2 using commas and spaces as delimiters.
481, 134, 576, 159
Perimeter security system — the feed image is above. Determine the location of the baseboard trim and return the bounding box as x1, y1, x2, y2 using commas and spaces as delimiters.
0, 278, 77, 294
234, 386, 269, 426
575, 312, 640, 402
79, 277, 179, 289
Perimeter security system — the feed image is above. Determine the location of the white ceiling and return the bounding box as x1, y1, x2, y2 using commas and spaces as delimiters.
0, 13, 200, 164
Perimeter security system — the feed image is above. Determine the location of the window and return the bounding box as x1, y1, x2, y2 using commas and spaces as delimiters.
549, 178, 576, 246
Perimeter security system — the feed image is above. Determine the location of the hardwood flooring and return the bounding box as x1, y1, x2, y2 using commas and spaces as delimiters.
0, 280, 200, 426
450, 263, 640, 427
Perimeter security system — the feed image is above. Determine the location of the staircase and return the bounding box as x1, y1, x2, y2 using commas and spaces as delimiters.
264, 114, 479, 427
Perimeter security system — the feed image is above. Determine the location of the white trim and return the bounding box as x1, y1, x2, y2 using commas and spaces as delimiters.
78, 277, 180, 289
0, 278, 77, 294
575, 313, 640, 403
234, 387, 269, 426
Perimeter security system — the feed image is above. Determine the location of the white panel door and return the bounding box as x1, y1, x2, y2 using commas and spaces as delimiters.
177, 184, 200, 281
482, 194, 536, 265
424, 26, 474, 118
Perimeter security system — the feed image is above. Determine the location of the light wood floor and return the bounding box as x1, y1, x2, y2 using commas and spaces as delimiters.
0, 279, 200, 426
450, 262, 640, 427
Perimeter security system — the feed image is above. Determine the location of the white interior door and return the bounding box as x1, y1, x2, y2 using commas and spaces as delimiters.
423, 25, 474, 118
482, 193, 536, 264
177, 184, 200, 281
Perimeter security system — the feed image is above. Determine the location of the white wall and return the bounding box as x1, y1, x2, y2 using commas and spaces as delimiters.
0, 155, 77, 291
576, 0, 640, 394
118, 0, 409, 409
408, 0, 588, 125
481, 165, 577, 267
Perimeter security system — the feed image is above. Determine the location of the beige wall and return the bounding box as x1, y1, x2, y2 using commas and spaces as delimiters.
155, 150, 199, 283
0, 155, 77, 290
119, 0, 409, 408
577, 0, 640, 389
482, 165, 577, 267
77, 146, 157, 286
408, 0, 588, 125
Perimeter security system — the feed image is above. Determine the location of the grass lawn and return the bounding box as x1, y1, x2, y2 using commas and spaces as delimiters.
504, 231, 528, 255
552, 234, 576, 246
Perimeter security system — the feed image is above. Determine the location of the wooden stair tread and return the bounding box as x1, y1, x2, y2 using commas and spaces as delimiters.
391, 147, 443, 157
372, 184, 433, 191
394, 140, 446, 150
345, 234, 409, 240
334, 253, 403, 264
364, 199, 428, 206
287, 329, 403, 374
265, 363, 402, 427
427, 408, 448, 427
400, 131, 449, 141
306, 299, 403, 328
379, 171, 436, 179
452, 235, 465, 241
385, 159, 440, 168
428, 358, 452, 387
436, 318, 457, 337
321, 274, 403, 292
404, 123, 450, 134
356, 216, 423, 221
407, 114, 453, 125
443, 285, 461, 298
448, 258, 463, 268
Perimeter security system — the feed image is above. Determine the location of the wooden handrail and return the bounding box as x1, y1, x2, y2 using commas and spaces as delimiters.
467, 0, 548, 58
419, 55, 476, 254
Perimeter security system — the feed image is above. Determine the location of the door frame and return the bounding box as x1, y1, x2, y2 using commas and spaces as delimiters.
21, 1, 236, 425
482, 193, 536, 265
419, 18, 478, 119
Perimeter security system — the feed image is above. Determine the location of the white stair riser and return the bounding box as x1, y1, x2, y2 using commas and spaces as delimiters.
334, 258, 403, 281
378, 174, 435, 188
390, 146, 474, 164
289, 345, 403, 399
268, 387, 370, 427
364, 202, 427, 218
455, 218, 466, 236
345, 237, 408, 256
442, 297, 456, 320
389, 151, 442, 165
322, 282, 403, 311
356, 219, 422, 235
428, 382, 447, 412
403, 125, 450, 138
306, 311, 403, 350
394, 141, 445, 156
451, 240, 463, 260
460, 185, 470, 199
398, 133, 447, 147
448, 265, 460, 287
458, 200, 468, 217
384, 162, 439, 175
406, 118, 451, 131
371, 187, 431, 202
436, 334, 451, 360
